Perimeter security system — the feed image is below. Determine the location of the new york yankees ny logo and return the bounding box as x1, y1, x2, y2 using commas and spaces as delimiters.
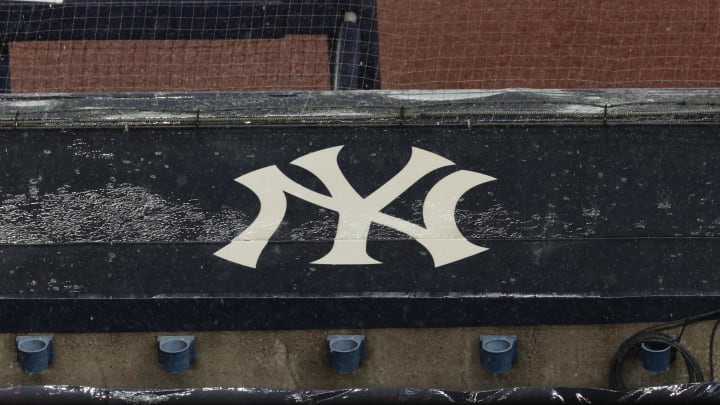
214, 146, 495, 268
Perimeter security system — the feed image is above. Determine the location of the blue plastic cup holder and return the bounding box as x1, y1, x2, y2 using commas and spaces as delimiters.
327, 335, 365, 373
16, 336, 54, 373
157, 336, 196, 373
480, 335, 518, 373
639, 341, 673, 372
160, 339, 189, 353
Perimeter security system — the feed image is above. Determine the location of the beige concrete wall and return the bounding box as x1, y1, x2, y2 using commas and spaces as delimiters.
2, 322, 715, 390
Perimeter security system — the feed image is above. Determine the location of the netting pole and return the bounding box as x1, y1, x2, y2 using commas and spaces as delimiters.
0, 42, 8, 93
332, 11, 362, 90
328, 1, 380, 90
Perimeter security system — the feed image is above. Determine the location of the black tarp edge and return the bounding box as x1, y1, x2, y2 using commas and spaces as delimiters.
2, 384, 720, 404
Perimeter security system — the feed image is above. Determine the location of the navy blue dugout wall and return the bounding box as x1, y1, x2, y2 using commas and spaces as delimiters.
1, 89, 719, 332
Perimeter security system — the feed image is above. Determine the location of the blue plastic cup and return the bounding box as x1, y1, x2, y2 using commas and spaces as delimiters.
158, 338, 192, 373
480, 337, 515, 373
639, 341, 672, 372
17, 338, 52, 373
329, 337, 363, 373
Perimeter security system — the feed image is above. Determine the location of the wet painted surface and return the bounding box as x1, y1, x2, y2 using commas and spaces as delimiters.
1, 91, 720, 330
1, 125, 719, 328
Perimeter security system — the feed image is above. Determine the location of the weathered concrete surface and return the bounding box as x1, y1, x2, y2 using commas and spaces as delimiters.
0, 322, 714, 390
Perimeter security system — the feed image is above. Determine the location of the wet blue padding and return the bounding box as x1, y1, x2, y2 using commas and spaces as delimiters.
480, 335, 518, 373
16, 336, 54, 373
327, 335, 365, 373
3, 92, 720, 332
157, 336, 196, 373
639, 341, 673, 372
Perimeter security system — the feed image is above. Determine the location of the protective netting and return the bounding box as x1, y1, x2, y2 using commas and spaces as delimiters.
379, 0, 720, 89
2, 0, 720, 93
10, 37, 330, 92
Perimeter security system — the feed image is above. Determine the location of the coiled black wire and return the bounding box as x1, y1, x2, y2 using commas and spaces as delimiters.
709, 319, 720, 381
608, 308, 720, 391
608, 330, 704, 390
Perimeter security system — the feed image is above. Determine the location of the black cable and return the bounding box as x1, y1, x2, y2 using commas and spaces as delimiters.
608, 330, 705, 391
609, 309, 720, 389
677, 322, 688, 342
647, 308, 720, 333
710, 319, 720, 381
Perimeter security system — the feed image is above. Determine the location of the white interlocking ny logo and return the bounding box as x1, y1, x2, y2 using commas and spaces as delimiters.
214, 146, 495, 268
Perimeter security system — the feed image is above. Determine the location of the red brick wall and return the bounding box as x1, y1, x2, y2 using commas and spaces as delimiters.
378, 0, 720, 89
10, 36, 329, 92
9, 1, 720, 92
